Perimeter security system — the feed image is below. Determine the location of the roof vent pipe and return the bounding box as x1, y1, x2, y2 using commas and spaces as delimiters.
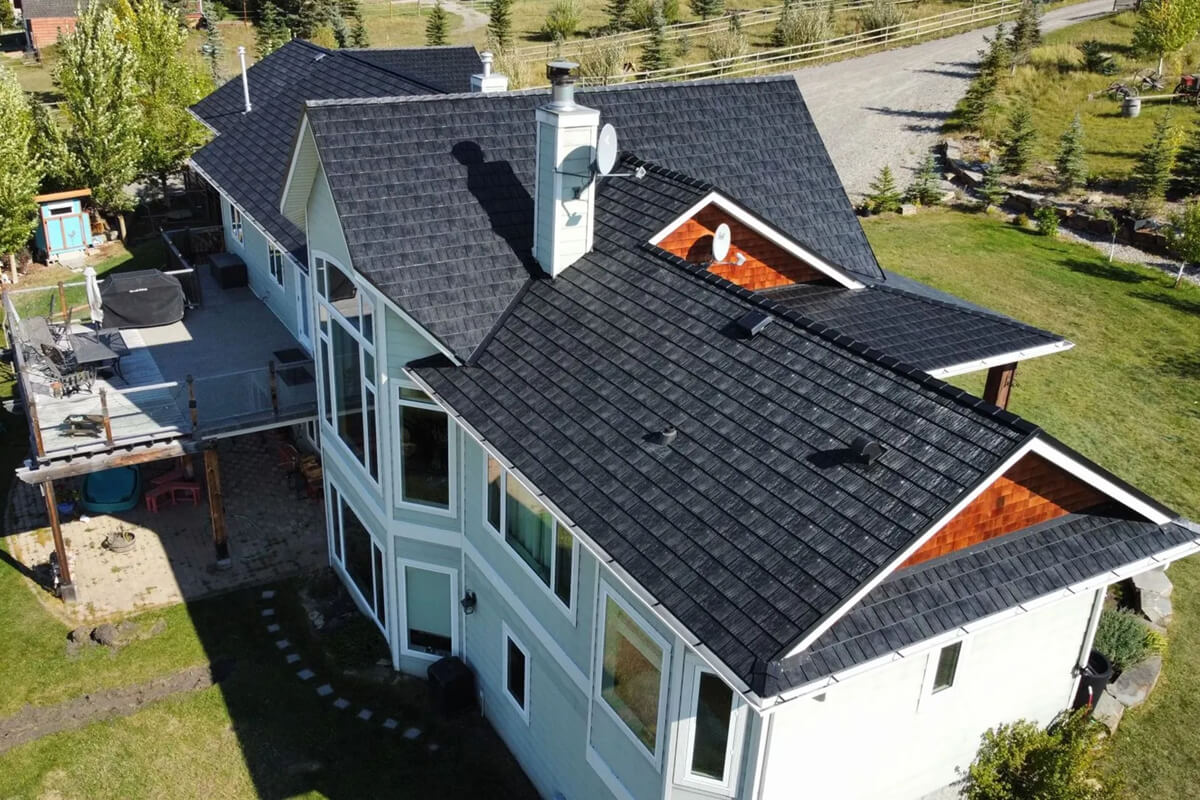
237, 46, 252, 113
471, 51, 509, 93
546, 59, 578, 110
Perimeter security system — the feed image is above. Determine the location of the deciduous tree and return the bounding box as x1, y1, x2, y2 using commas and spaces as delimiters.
1133, 0, 1200, 76
0, 66, 41, 281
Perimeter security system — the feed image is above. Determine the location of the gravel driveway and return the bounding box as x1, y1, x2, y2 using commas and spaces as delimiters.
793, 0, 1117, 198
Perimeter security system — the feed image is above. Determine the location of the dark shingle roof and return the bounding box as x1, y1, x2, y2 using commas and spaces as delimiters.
413, 167, 1037, 692
305, 76, 884, 359
764, 513, 1198, 695
343, 46, 480, 94
189, 40, 451, 258
21, 0, 85, 18
759, 282, 1070, 374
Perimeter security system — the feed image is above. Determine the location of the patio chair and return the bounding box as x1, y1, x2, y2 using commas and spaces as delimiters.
40, 345, 96, 398
19, 316, 61, 363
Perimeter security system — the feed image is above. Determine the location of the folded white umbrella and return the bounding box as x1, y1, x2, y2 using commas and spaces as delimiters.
85, 266, 103, 326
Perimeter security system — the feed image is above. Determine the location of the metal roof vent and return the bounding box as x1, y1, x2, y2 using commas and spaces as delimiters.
734, 310, 773, 339
849, 436, 886, 466
648, 425, 678, 446
546, 59, 579, 109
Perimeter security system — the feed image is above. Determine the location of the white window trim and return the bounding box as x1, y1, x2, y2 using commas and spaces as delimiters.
484, 457, 578, 623
230, 204, 244, 245
502, 622, 532, 724
394, 381, 457, 518
397, 557, 459, 663
327, 484, 387, 637
594, 581, 672, 767
917, 635, 972, 712
268, 243, 286, 287
673, 654, 747, 795
313, 250, 381, 490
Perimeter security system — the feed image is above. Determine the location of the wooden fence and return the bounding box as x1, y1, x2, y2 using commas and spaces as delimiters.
576, 0, 1020, 84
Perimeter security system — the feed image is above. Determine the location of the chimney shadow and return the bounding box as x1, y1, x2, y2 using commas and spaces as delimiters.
451, 141, 539, 275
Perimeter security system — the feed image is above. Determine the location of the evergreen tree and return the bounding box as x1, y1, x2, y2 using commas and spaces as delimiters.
640, 0, 672, 72
0, 66, 41, 280
201, 15, 224, 84
999, 99, 1036, 175
488, 0, 513, 49
113, 0, 212, 206
1133, 0, 1200, 76
426, 0, 449, 45
961, 71, 998, 129
865, 165, 903, 213
54, 2, 142, 215
1172, 120, 1200, 195
690, 0, 722, 20
905, 152, 942, 206
1008, 0, 1040, 69
350, 14, 368, 46
978, 23, 1011, 77
1055, 113, 1087, 191
605, 0, 631, 32
331, 11, 350, 46
257, 1, 291, 57
1130, 112, 1180, 217
978, 166, 1007, 208
295, 0, 333, 38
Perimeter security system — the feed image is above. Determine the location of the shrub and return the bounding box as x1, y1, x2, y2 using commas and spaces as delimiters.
1093, 607, 1153, 673
858, 0, 903, 33
1079, 39, 1118, 74
542, 0, 581, 40
1012, 213, 1030, 227
1034, 205, 1059, 236
978, 167, 1007, 208
962, 709, 1120, 800
707, 16, 748, 70
578, 40, 629, 85
774, 0, 834, 47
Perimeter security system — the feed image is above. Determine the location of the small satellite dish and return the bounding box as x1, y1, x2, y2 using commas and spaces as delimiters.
712, 223, 732, 262
596, 124, 619, 176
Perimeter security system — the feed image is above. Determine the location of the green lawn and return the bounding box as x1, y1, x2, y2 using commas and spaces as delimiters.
951, 11, 1200, 184
864, 207, 1200, 798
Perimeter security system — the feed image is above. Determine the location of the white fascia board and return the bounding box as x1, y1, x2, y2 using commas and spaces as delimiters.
187, 107, 219, 136
647, 191, 864, 290
1027, 438, 1172, 525
280, 113, 310, 223
926, 339, 1075, 378
781, 436, 1039, 660
403, 367, 765, 711
187, 160, 297, 268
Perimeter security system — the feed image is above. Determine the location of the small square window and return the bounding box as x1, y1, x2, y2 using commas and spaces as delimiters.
504, 628, 530, 722
269, 244, 285, 286
932, 641, 962, 692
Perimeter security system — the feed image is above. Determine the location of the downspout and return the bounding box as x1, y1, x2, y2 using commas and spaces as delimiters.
1071, 588, 1106, 706
751, 710, 775, 800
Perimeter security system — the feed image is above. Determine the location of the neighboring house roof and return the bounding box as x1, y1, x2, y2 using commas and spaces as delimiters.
21, 0, 82, 17
411, 160, 1043, 692
189, 40, 471, 260
343, 46, 481, 94
765, 512, 1198, 695
759, 282, 1071, 375
303, 76, 885, 359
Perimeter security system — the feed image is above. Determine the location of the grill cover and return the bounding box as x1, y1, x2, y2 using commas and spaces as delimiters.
99, 270, 186, 329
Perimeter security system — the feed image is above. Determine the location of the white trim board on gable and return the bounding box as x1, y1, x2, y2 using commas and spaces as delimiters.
647, 192, 865, 290
926, 339, 1076, 378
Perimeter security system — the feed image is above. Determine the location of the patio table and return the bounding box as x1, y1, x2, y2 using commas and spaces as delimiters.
69, 329, 131, 379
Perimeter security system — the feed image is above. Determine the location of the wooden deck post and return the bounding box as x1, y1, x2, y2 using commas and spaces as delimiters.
186, 374, 198, 433
268, 360, 278, 415
983, 362, 1018, 410
42, 480, 78, 603
204, 448, 231, 566
27, 396, 45, 457
99, 389, 114, 445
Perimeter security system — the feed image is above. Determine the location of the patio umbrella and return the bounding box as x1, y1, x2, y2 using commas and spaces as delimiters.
85, 267, 103, 326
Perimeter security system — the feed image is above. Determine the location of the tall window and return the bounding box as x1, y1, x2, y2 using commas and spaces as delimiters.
269, 244, 285, 286
674, 658, 745, 794
400, 561, 456, 659
597, 590, 668, 760
328, 487, 386, 631
932, 641, 962, 692
485, 456, 575, 612
398, 387, 452, 510
315, 255, 378, 483
230, 206, 243, 244
503, 625, 530, 723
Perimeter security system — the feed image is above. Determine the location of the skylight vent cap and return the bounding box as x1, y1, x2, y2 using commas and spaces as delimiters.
734, 310, 773, 339
849, 436, 886, 466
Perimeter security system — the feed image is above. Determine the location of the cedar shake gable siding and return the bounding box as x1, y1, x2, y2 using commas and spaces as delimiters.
657, 204, 826, 290
901, 453, 1110, 568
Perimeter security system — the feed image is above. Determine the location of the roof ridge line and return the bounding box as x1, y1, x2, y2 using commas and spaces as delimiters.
871, 281, 1066, 342
649, 246, 1040, 436
329, 50, 448, 96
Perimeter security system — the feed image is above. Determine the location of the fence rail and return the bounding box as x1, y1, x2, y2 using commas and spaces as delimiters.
579, 0, 1019, 84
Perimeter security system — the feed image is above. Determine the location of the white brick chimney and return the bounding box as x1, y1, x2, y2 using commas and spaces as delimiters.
532, 60, 599, 278
470, 51, 508, 93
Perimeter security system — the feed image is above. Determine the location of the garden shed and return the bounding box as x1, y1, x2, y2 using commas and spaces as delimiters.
33, 189, 94, 263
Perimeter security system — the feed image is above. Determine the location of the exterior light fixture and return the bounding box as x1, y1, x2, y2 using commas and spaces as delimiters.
460, 590, 477, 615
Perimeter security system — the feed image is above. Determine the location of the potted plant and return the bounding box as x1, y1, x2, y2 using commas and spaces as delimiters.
103, 527, 136, 553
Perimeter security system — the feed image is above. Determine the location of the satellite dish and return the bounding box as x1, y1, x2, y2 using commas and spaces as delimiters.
596, 123, 619, 176
712, 223, 732, 262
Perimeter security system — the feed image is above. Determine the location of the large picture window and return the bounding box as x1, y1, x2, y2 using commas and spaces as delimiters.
328, 487, 386, 631
597, 589, 668, 760
397, 387, 452, 511
485, 456, 575, 612
314, 254, 379, 483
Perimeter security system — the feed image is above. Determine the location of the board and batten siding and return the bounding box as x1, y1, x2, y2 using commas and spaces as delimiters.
218, 196, 299, 338
760, 589, 1095, 800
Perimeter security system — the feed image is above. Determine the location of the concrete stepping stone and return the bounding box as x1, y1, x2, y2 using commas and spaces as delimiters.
403, 727, 421, 740
333, 698, 350, 710
382, 718, 398, 730
316, 684, 333, 697
266, 624, 280, 633
1110, 655, 1163, 708
261, 590, 276, 599
297, 668, 315, 681
357, 708, 373, 721
287, 654, 301, 664
261, 608, 275, 617
275, 639, 290, 650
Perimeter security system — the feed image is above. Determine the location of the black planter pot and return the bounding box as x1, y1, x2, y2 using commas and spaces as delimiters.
1073, 649, 1114, 710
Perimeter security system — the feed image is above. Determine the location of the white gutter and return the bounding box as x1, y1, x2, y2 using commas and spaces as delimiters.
926, 339, 1076, 378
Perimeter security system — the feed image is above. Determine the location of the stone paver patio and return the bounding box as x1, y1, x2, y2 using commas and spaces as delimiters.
4, 433, 327, 622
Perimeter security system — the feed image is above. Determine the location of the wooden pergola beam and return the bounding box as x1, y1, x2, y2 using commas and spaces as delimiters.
983, 362, 1018, 410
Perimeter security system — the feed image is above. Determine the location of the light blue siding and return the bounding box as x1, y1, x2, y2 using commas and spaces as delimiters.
218, 196, 298, 338
306, 171, 352, 269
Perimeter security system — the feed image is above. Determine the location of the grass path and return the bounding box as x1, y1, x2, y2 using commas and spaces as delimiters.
863, 207, 1200, 798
